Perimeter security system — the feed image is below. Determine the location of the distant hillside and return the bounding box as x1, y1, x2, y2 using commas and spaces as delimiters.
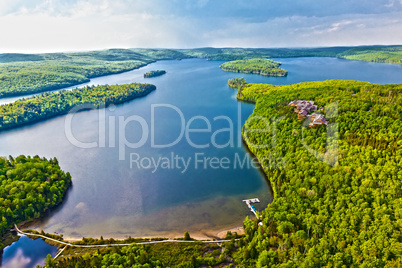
337, 45, 402, 64
0, 46, 400, 97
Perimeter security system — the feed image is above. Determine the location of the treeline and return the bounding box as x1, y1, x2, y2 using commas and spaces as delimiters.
0, 60, 147, 97
232, 80, 402, 266
0, 83, 156, 131
338, 46, 402, 65
182, 47, 351, 61
0, 155, 71, 249
0, 48, 190, 98
220, 59, 288, 77
1, 46, 399, 97
43, 240, 238, 267
144, 70, 166, 78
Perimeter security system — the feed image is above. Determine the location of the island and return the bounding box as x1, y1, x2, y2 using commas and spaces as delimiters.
0, 155, 71, 250
220, 58, 288, 76
0, 83, 156, 131
1, 45, 400, 97
144, 70, 167, 78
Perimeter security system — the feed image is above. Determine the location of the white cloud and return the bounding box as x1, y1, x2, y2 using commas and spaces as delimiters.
0, 1, 401, 52
203, 13, 402, 48
2, 248, 31, 268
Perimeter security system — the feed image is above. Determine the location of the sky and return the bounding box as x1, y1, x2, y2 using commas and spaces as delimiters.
0, 0, 402, 53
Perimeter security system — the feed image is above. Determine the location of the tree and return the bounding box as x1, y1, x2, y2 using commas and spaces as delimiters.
44, 254, 54, 268
184, 231, 191, 240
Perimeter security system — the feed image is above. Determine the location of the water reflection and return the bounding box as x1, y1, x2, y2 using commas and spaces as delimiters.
1, 235, 57, 268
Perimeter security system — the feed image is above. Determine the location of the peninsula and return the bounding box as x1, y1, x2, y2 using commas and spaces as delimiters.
0, 83, 156, 131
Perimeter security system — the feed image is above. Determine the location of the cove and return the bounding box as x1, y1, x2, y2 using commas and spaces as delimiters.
1, 57, 402, 266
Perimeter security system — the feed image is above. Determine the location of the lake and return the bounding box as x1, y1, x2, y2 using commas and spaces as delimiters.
1, 57, 402, 266
1, 235, 57, 268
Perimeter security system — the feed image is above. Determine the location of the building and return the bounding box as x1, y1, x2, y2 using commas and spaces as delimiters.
288, 100, 327, 128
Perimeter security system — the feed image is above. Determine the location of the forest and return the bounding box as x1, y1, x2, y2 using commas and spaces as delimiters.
0, 45, 400, 98
220, 59, 288, 77
37, 231, 242, 267
233, 79, 402, 267
41, 240, 237, 267
144, 70, 166, 78
0, 155, 71, 250
35, 79, 402, 267
0, 83, 155, 131
1, 46, 401, 266
0, 58, 149, 97
337, 46, 402, 65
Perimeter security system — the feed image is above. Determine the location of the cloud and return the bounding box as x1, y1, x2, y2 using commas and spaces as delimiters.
0, 0, 401, 52
2, 248, 31, 268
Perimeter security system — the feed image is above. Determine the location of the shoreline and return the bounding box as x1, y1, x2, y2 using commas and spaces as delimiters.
0, 62, 151, 99
40, 225, 245, 243
2, 57, 267, 252
0, 84, 156, 133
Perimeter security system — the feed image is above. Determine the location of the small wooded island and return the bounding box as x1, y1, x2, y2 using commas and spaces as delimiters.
144, 70, 166, 78
220, 58, 288, 76
0, 83, 156, 131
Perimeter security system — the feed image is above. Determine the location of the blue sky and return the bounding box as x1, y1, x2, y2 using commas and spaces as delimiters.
0, 0, 401, 53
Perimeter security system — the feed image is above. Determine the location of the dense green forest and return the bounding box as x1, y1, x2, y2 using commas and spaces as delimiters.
0, 83, 155, 131
220, 59, 288, 77
0, 46, 400, 97
0, 48, 186, 98
181, 47, 351, 61
41, 79, 402, 267
337, 46, 402, 65
144, 70, 166, 78
0, 155, 71, 249
232, 80, 402, 267
37, 231, 242, 267
0, 58, 148, 97
41, 240, 240, 267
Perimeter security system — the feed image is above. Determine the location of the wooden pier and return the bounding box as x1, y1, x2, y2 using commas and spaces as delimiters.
242, 198, 260, 216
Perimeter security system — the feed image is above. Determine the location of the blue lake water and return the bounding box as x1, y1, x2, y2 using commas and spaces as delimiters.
1, 57, 402, 266
1, 235, 57, 268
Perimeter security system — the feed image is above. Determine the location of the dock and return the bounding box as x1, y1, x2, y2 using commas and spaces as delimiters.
242, 198, 260, 216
